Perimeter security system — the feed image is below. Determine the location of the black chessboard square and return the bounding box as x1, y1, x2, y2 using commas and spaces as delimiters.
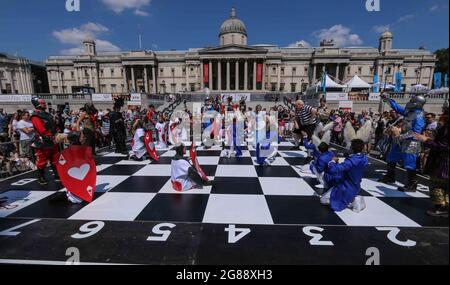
110, 176, 170, 193
266, 196, 345, 225
219, 157, 253, 165
9, 192, 104, 219
211, 177, 263, 195
198, 165, 218, 177
135, 194, 209, 223
255, 166, 300, 178
97, 165, 146, 176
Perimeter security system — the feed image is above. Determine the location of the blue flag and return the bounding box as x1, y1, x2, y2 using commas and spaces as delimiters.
373, 74, 379, 93
434, 72, 442, 89
321, 72, 327, 93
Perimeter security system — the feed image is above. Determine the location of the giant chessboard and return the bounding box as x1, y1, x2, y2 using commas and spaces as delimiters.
0, 141, 448, 265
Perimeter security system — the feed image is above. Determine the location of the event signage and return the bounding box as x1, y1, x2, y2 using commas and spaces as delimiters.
339, 100, 353, 111
369, 93, 381, 101
326, 92, 348, 101
92, 93, 112, 102
0, 94, 32, 102
130, 93, 142, 101
220, 93, 251, 102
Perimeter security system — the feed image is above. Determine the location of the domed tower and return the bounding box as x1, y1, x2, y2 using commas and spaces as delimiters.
379, 30, 393, 52
219, 7, 248, 46
83, 36, 97, 56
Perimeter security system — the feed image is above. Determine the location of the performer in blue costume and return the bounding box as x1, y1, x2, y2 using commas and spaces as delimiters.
378, 93, 426, 192
320, 139, 369, 212
255, 112, 277, 165
302, 135, 338, 189
202, 96, 216, 149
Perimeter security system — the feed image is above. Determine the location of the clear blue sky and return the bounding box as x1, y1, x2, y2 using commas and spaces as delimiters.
0, 0, 448, 61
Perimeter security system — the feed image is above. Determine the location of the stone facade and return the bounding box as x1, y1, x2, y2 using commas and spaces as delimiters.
45, 8, 436, 95
0, 53, 48, 94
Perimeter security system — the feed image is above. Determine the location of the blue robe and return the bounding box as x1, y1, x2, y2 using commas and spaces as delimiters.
327, 153, 369, 212
303, 138, 339, 186
386, 99, 425, 171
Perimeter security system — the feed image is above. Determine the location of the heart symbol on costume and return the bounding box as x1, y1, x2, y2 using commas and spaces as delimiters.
59, 154, 66, 166
68, 164, 90, 181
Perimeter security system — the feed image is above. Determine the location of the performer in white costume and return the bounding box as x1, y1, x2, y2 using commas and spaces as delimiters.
155, 114, 168, 149
171, 144, 213, 191
130, 120, 147, 161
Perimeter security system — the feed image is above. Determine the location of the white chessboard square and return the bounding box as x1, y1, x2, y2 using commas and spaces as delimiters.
215, 165, 258, 177
361, 179, 428, 198
259, 177, 316, 196
220, 150, 251, 157
69, 192, 156, 221
252, 157, 289, 166
279, 151, 308, 158
96, 164, 113, 172
132, 164, 172, 176
197, 145, 223, 151
335, 197, 421, 227
158, 177, 214, 194
103, 152, 128, 157
0, 191, 55, 218
59, 175, 129, 193
203, 194, 274, 225
279, 141, 294, 147
291, 165, 317, 178
197, 156, 220, 165
115, 160, 151, 165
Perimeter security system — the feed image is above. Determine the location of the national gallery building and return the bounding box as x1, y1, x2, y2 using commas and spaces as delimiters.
45, 8, 436, 95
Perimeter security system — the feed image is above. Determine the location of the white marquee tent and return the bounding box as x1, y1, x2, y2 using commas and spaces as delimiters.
345, 75, 371, 90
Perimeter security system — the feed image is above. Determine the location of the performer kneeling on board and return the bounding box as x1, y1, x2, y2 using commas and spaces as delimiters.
171, 144, 213, 191
320, 139, 369, 213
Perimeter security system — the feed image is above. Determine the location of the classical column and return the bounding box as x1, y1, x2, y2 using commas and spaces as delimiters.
336, 64, 340, 81
277, 65, 281, 91
122, 67, 128, 92
428, 66, 434, 87
200, 62, 204, 90
56, 69, 61, 93
312, 64, 317, 82
75, 68, 79, 86
152, 66, 157, 93
235, 60, 239, 91
131, 66, 136, 92
209, 60, 213, 90
185, 65, 189, 92
218, 61, 222, 91
262, 64, 266, 90
226, 60, 230, 91
253, 60, 257, 91
143, 66, 149, 93
244, 60, 248, 91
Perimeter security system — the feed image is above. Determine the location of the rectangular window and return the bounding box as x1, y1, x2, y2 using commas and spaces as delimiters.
160, 69, 164, 76
101, 84, 106, 92
291, 83, 296, 92
280, 83, 285, 91
111, 84, 117, 93
182, 68, 186, 76
190, 83, 195, 92
111, 69, 115, 76
358, 67, 362, 75
281, 68, 285, 76
71, 71, 74, 79
100, 69, 104, 77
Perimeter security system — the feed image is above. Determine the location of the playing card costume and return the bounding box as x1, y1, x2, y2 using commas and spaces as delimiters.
156, 120, 169, 149
255, 113, 278, 165
379, 94, 426, 192
30, 97, 59, 186
56, 145, 96, 203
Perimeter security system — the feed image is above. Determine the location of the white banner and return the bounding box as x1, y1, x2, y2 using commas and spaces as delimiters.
339, 100, 354, 110
220, 93, 251, 102
92, 93, 112, 102
127, 101, 142, 106
130, 93, 142, 101
0, 94, 32, 103
369, 93, 381, 101
326, 92, 348, 101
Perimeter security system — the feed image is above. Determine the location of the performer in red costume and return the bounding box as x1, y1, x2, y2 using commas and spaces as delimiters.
30, 97, 60, 185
